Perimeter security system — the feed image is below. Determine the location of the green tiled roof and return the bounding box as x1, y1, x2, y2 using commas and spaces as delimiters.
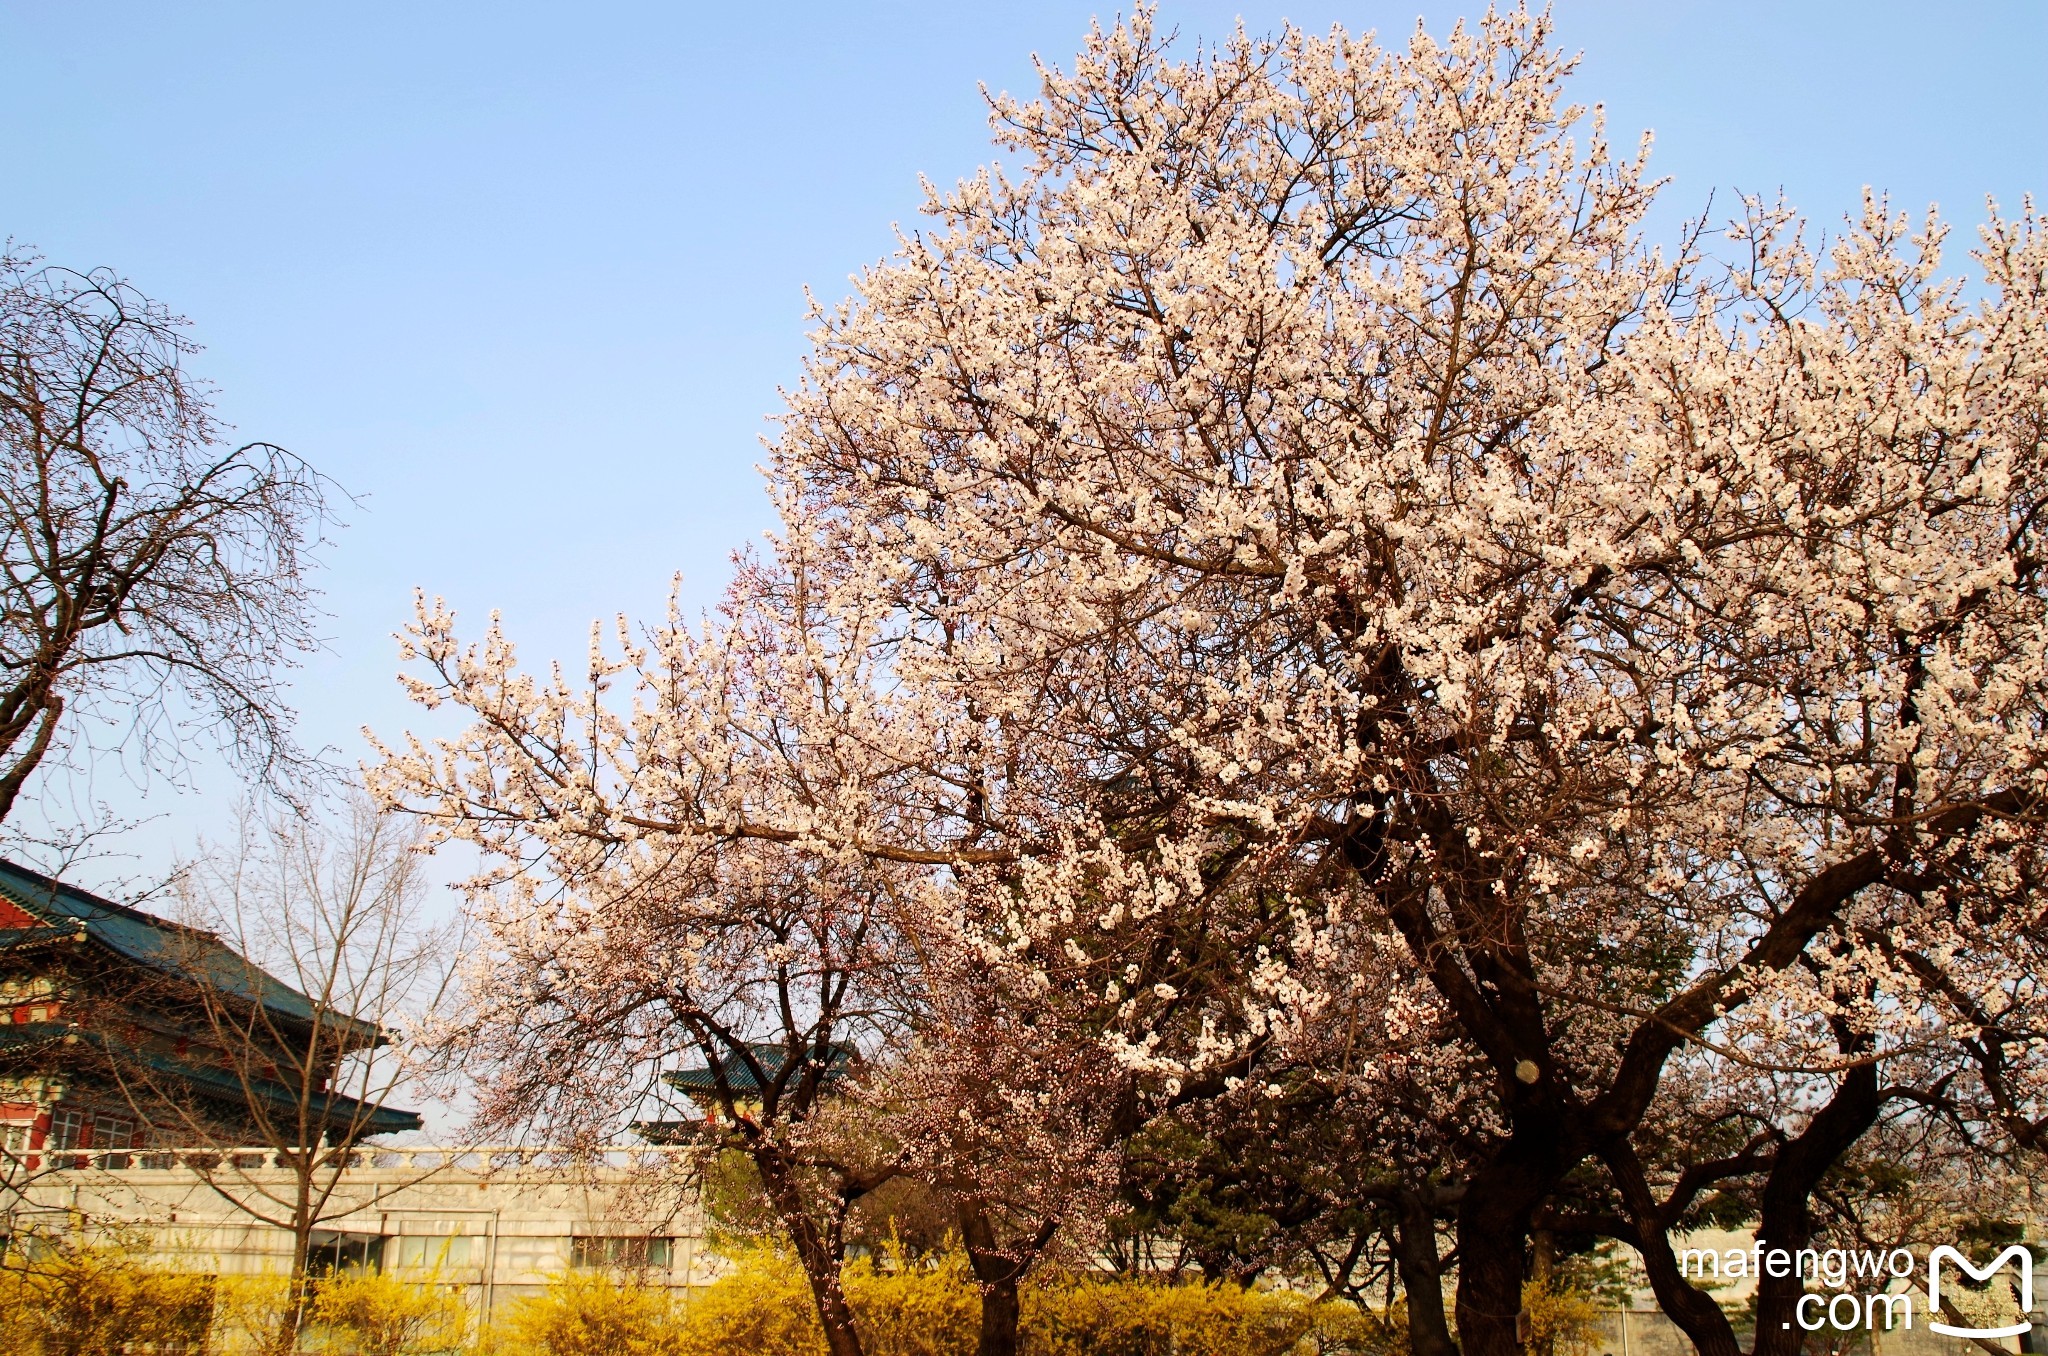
661, 1042, 854, 1094
0, 1021, 422, 1137
0, 858, 376, 1040
630, 1119, 702, 1145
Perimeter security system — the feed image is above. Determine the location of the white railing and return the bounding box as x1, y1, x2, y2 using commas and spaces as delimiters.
3, 1144, 703, 1174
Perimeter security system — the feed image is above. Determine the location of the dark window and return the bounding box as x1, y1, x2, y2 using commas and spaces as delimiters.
92, 1114, 134, 1167
46, 1108, 83, 1151
308, 1233, 385, 1275
571, 1236, 672, 1269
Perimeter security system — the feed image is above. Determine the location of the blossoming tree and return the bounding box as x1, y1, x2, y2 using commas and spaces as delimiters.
771, 9, 2048, 1352
377, 9, 2048, 1356
375, 555, 934, 1356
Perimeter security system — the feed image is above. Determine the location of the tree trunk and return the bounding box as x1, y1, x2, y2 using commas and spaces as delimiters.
1601, 1143, 1743, 1356
1530, 1229, 1556, 1356
1749, 1061, 1879, 1356
1392, 1190, 1461, 1356
268, 1280, 308, 1356
267, 1192, 316, 1356
1456, 1130, 1574, 1356
1457, 1216, 1530, 1356
0, 691, 61, 824
755, 1147, 864, 1356
959, 1198, 1038, 1356
977, 1275, 1023, 1356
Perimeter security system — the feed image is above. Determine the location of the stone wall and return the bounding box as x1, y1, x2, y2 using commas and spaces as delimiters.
2, 1145, 716, 1318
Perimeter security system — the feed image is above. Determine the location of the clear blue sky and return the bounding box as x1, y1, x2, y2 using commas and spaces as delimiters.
2, 1, 2044, 887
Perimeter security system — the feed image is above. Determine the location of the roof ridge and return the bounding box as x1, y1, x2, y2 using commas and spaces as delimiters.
0, 857, 380, 1040
0, 857, 216, 938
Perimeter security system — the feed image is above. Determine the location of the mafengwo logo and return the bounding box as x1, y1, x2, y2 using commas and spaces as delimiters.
1927, 1245, 2032, 1340
1679, 1243, 2037, 1335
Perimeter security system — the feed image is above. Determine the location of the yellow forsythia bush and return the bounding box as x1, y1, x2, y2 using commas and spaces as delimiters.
841, 1249, 981, 1356
0, 1237, 215, 1355
521, 1246, 1389, 1356
0, 1241, 1393, 1355
1024, 1269, 1371, 1356
665, 1245, 820, 1356
523, 1242, 984, 1356
309, 1268, 473, 1355
199, 1274, 291, 1356
655, 1242, 984, 1356
486, 1270, 687, 1356
1519, 1279, 1606, 1356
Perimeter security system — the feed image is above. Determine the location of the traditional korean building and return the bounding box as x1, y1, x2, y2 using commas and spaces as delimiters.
0, 858, 420, 1159
0, 861, 717, 1315
634, 1041, 855, 1143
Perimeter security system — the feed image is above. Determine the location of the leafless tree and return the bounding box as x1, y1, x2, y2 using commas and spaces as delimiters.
0, 246, 335, 824
123, 794, 453, 1353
